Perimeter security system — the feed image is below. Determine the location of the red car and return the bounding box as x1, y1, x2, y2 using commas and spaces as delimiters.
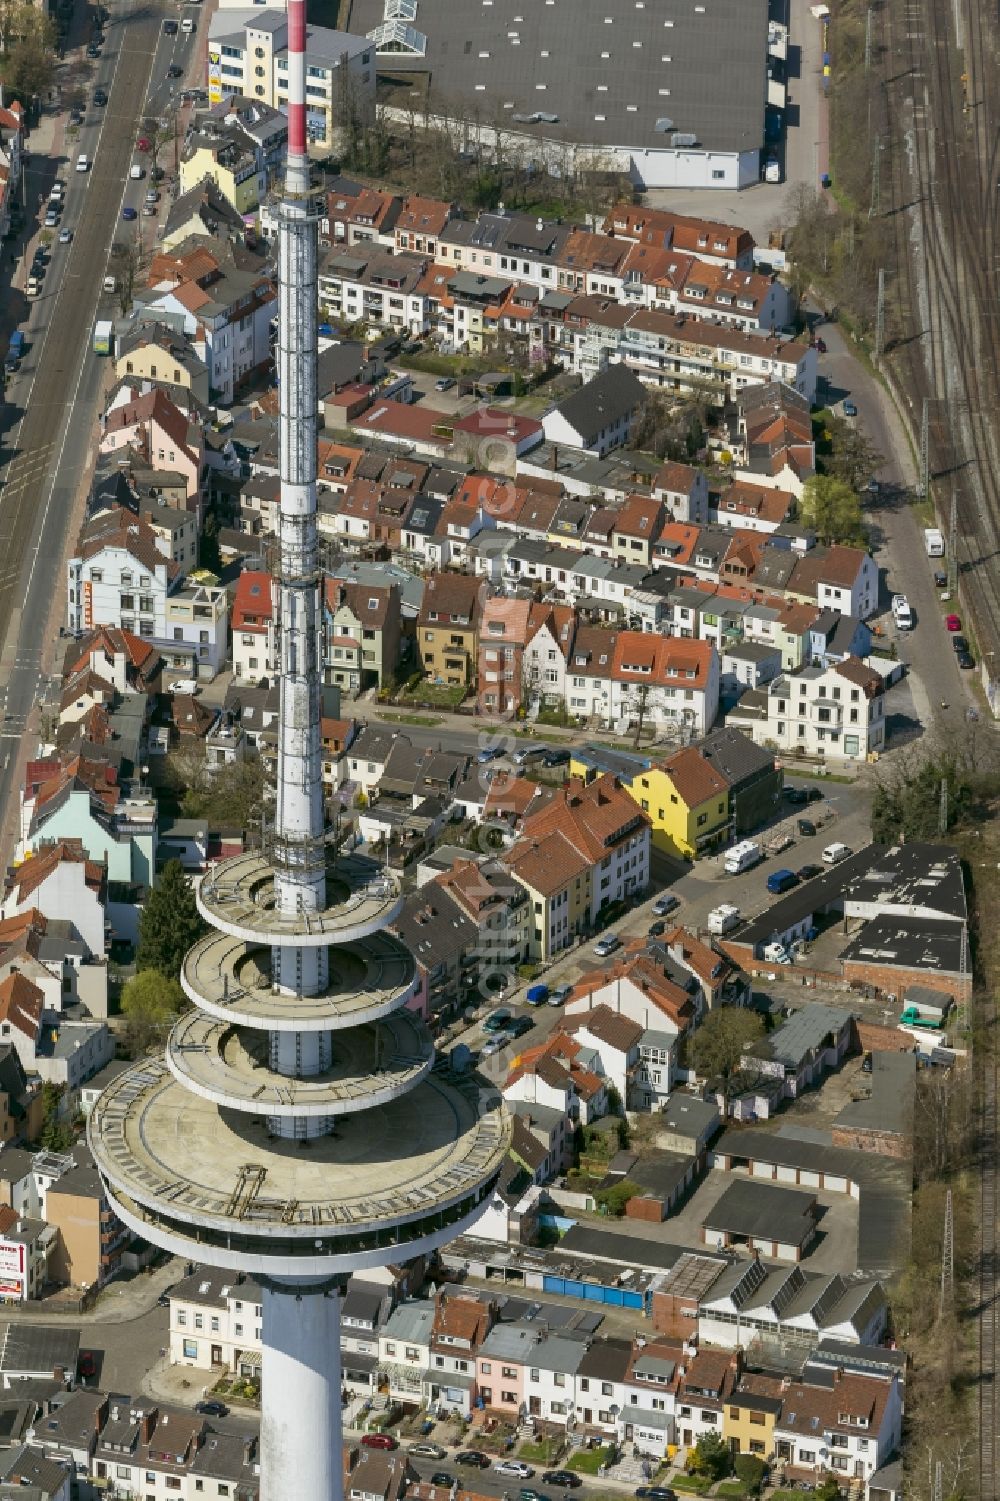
136, 135, 151, 152
361, 1434, 397, 1451
946, 614, 962, 632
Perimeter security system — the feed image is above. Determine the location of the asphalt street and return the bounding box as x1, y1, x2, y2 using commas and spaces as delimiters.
0, 0, 199, 852
815, 316, 983, 738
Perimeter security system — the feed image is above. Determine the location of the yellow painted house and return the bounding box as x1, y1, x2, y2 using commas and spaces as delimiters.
179, 132, 262, 217
723, 1381, 784, 1459
629, 745, 731, 860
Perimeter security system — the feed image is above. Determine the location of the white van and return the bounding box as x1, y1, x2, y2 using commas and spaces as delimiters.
129, 163, 145, 180
892, 593, 914, 631
822, 842, 852, 865
924, 527, 945, 557
181, 15, 194, 30
708, 903, 742, 935
724, 839, 762, 875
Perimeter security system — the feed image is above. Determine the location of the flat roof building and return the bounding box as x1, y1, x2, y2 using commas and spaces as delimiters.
351, 0, 771, 190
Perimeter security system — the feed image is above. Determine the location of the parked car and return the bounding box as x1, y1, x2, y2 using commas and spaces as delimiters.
122, 205, 137, 220
648, 919, 666, 937
957, 649, 975, 669
593, 933, 621, 958
548, 984, 572, 1006
44, 209, 59, 227
952, 635, 969, 653
543, 748, 570, 767
86, 41, 101, 56
797, 818, 817, 837
361, 1434, 397, 1451
822, 842, 852, 865
783, 785, 808, 804
136, 135, 151, 152
167, 63, 183, 77
163, 17, 177, 30
797, 863, 822, 881
93, 88, 108, 105
195, 1400, 228, 1417
69, 107, 83, 124
409, 1444, 447, 1460
652, 893, 680, 916
512, 745, 546, 766
525, 984, 549, 1005
635, 1489, 677, 1501
431, 1476, 455, 1489
494, 1461, 534, 1479
477, 743, 503, 764
478, 1035, 510, 1058
519, 1490, 551, 1501
946, 613, 962, 631
58, 227, 73, 243
456, 1452, 491, 1469
843, 399, 858, 416
542, 1474, 581, 1489
508, 1016, 534, 1040
434, 376, 455, 391
766, 867, 799, 895
933, 569, 948, 588
76, 153, 89, 172
483, 1007, 513, 1034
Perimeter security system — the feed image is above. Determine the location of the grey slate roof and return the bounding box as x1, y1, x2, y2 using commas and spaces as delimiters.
548, 366, 647, 445
703, 1179, 817, 1246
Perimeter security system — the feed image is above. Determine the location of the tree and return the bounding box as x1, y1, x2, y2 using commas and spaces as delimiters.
871, 749, 974, 844
6, 25, 55, 100
688, 1007, 765, 1105
823, 416, 883, 493
594, 1178, 642, 1217
140, 114, 175, 170
799, 474, 868, 547
135, 860, 206, 979
813, 1478, 840, 1501
733, 1454, 768, 1495
38, 1082, 73, 1151
199, 508, 222, 573
169, 752, 268, 833
120, 970, 186, 1057
687, 1431, 732, 1482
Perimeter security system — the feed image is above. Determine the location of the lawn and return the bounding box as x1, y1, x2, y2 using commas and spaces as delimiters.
518, 1439, 564, 1463
769, 1492, 803, 1501
567, 1445, 615, 1475
668, 1477, 711, 1495
398, 681, 467, 710
374, 710, 442, 727
714, 1484, 750, 1498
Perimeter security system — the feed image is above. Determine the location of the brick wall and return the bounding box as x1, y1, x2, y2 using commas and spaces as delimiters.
626, 1194, 665, 1223
853, 1019, 914, 1055
842, 957, 971, 1004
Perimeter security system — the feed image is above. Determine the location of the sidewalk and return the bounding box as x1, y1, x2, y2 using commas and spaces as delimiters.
4, 1257, 179, 1327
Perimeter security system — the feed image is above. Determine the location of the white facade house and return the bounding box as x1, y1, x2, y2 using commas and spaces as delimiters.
541, 366, 647, 458
170, 1270, 263, 1374
730, 657, 886, 761
207, 9, 375, 150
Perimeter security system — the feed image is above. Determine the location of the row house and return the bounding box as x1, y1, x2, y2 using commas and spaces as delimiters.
324, 578, 404, 693
608, 311, 816, 406
18, 754, 156, 889
141, 241, 276, 405
602, 204, 756, 271
432, 857, 532, 994
99, 388, 205, 508
0, 102, 24, 240
231, 569, 276, 684
324, 179, 402, 247
504, 1032, 608, 1134
417, 571, 483, 689
565, 956, 698, 1105
608, 632, 720, 737
318, 247, 431, 335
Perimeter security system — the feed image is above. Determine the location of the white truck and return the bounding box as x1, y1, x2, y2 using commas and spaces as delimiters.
891, 593, 914, 631
724, 839, 763, 875
708, 903, 742, 935
924, 527, 945, 557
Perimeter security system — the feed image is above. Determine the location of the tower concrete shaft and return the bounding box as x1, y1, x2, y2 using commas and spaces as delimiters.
86, 7, 508, 1499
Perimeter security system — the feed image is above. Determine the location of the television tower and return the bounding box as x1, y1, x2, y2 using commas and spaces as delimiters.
87, 9, 509, 1497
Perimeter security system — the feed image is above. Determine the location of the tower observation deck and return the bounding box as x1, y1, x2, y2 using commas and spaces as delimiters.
86, 5, 509, 1493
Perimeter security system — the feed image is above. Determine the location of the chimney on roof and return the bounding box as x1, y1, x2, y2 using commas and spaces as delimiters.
141, 1408, 157, 1444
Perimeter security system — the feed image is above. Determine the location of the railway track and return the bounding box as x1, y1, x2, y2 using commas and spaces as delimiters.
982, 1061, 998, 1500
880, 0, 1000, 693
